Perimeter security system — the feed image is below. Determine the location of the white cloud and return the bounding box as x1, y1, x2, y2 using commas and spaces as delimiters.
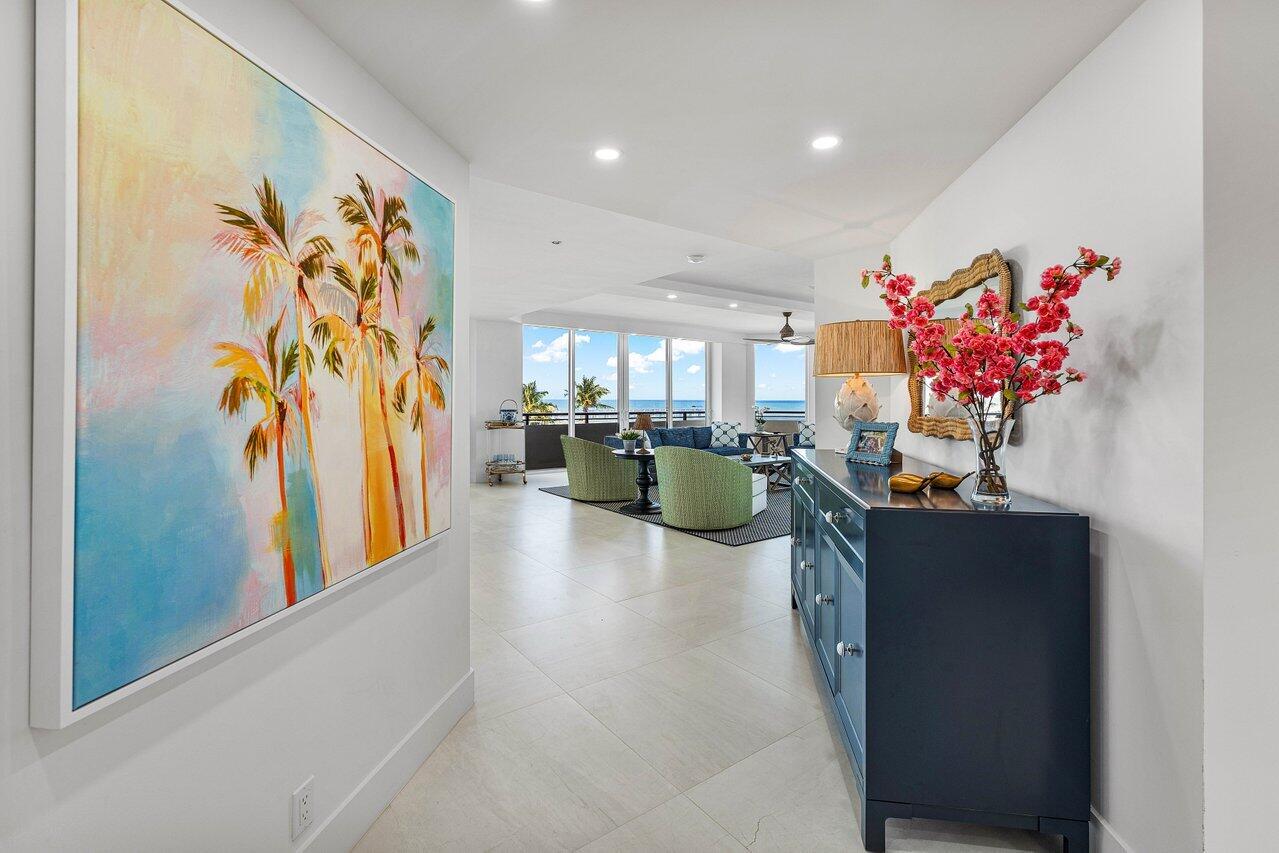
757, 382, 768, 389
605, 355, 617, 368
532, 339, 546, 349
686, 364, 701, 375
529, 331, 592, 363
605, 372, 617, 381
529, 331, 569, 363
671, 339, 703, 361
773, 342, 805, 354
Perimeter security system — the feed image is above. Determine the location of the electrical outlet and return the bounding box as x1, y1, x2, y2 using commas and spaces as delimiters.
291, 776, 315, 840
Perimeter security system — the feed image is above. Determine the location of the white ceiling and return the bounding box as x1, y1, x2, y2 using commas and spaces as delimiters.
292, 0, 1142, 328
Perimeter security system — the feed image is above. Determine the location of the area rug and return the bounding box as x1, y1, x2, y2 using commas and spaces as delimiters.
539, 486, 791, 546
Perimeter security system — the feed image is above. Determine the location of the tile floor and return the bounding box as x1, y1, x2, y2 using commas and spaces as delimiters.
357, 472, 1060, 852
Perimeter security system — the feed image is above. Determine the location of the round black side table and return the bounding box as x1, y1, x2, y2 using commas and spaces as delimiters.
611, 448, 661, 514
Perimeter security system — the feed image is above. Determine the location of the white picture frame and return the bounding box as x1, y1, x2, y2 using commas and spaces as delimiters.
31, 0, 457, 729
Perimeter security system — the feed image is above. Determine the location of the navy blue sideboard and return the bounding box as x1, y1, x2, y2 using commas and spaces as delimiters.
790, 449, 1091, 852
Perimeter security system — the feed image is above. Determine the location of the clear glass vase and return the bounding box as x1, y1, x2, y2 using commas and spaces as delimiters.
967, 413, 1013, 508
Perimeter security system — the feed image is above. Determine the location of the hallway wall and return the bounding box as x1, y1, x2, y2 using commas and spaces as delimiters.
885, 0, 1204, 850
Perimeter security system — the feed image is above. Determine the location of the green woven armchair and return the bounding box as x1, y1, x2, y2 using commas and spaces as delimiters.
653, 446, 753, 530
561, 435, 637, 502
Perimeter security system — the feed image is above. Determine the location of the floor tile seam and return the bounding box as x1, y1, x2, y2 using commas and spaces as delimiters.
496, 602, 675, 651
524, 636, 697, 695
696, 632, 825, 711
559, 690, 689, 803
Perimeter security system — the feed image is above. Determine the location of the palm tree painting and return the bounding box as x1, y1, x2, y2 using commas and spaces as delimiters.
335, 174, 422, 550
214, 314, 303, 606
213, 177, 336, 587
69, 0, 454, 710
393, 316, 450, 538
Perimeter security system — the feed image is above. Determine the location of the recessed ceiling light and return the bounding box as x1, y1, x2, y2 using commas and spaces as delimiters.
685, 253, 706, 264
594, 147, 621, 161
666, 293, 678, 300
550, 239, 562, 245
811, 135, 841, 151
729, 303, 739, 308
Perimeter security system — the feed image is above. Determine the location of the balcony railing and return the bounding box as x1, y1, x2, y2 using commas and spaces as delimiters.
521, 409, 708, 426
523, 408, 706, 469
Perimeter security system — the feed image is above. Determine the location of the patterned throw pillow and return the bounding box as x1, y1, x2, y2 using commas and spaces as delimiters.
797, 422, 817, 446
710, 421, 740, 448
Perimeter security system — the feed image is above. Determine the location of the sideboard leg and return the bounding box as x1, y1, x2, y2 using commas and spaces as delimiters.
863, 800, 910, 853
791, 590, 798, 610
1040, 817, 1088, 853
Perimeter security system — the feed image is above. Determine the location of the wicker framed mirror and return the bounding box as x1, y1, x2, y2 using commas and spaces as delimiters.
906, 249, 1013, 440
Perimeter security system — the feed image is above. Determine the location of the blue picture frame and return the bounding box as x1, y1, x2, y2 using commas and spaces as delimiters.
847, 421, 898, 466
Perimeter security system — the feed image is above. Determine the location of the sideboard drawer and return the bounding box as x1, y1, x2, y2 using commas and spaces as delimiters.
791, 461, 817, 512
817, 485, 866, 567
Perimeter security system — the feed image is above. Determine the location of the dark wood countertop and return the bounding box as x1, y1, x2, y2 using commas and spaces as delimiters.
792, 448, 1078, 516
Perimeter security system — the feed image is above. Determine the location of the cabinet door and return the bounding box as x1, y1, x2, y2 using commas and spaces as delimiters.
834, 553, 867, 776
798, 506, 815, 628
815, 532, 839, 692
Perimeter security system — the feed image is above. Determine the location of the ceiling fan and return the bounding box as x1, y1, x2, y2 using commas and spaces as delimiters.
743, 311, 814, 346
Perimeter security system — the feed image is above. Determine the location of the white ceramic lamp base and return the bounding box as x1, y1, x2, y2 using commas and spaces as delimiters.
834, 374, 880, 452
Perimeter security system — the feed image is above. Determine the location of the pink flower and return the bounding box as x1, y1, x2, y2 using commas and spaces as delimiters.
865, 248, 1118, 416
975, 289, 1003, 319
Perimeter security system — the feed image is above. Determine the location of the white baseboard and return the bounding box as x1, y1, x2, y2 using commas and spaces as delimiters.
1092, 806, 1137, 853
301, 668, 475, 852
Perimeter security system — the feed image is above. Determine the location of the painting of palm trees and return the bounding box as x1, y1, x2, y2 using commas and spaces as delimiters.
393, 317, 450, 538
68, 0, 454, 710
214, 314, 302, 606
334, 174, 421, 551
213, 177, 335, 587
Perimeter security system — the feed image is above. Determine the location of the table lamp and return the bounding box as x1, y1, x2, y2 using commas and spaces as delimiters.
814, 320, 907, 446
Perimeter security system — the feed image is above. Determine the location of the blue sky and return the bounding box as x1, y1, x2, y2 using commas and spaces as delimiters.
753, 343, 807, 404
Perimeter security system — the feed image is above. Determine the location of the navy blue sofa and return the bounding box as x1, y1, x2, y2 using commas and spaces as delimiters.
605, 426, 747, 457
604, 426, 814, 456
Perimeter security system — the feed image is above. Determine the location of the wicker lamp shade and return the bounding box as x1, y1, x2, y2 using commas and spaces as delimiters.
813, 320, 907, 377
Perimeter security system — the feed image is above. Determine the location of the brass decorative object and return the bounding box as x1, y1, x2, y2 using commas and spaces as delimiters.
889, 470, 973, 494
906, 250, 1013, 440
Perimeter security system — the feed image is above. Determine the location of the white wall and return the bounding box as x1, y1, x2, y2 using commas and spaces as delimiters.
470, 319, 524, 482
881, 0, 1203, 849
1202, 1, 1279, 850
1, 1, 472, 849
718, 342, 754, 428
812, 246, 892, 450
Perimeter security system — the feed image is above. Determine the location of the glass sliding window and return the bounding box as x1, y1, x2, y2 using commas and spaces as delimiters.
627, 334, 669, 427
670, 339, 707, 426
522, 325, 571, 469
571, 329, 620, 442
523, 326, 571, 421
753, 342, 808, 425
